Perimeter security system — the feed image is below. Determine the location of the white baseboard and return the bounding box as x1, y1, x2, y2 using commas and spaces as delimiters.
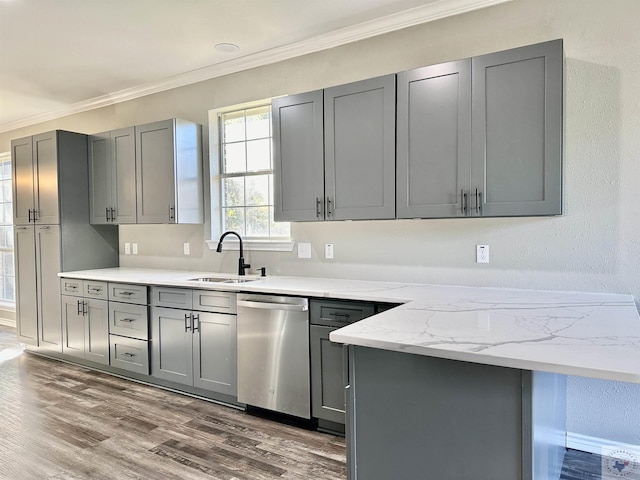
567, 432, 640, 455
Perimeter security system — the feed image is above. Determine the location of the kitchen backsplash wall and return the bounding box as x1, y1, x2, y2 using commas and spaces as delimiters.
3, 0, 639, 447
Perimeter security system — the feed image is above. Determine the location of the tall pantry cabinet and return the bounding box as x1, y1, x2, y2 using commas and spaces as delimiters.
12, 130, 119, 351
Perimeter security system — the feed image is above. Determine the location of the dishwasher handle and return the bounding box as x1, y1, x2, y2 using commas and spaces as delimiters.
237, 299, 308, 312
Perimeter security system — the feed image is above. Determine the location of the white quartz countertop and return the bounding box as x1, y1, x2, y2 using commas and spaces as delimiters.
59, 267, 640, 384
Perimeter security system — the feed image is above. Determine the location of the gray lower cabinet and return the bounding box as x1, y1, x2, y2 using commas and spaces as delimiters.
346, 346, 567, 480
135, 119, 203, 224
273, 75, 396, 222
397, 39, 562, 219
310, 299, 377, 427
151, 287, 237, 396
61, 280, 110, 365
88, 127, 137, 224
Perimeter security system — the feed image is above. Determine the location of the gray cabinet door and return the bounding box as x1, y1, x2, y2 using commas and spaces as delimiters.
32, 131, 60, 224
88, 132, 111, 225
11, 137, 34, 226
310, 325, 346, 424
324, 75, 396, 220
397, 60, 472, 218
85, 298, 109, 365
14, 226, 37, 344
112, 127, 137, 224
192, 312, 237, 395
471, 39, 563, 216
151, 306, 193, 385
35, 225, 62, 352
136, 120, 176, 223
272, 91, 325, 221
62, 295, 85, 359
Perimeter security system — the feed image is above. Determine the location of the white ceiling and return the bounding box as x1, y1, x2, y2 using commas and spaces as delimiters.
0, 0, 510, 133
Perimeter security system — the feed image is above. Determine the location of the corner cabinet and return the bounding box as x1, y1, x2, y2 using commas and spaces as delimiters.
273, 75, 396, 222
88, 127, 137, 224
135, 119, 203, 224
396, 39, 563, 219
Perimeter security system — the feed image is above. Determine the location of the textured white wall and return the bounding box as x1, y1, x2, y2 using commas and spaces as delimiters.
2, 0, 639, 446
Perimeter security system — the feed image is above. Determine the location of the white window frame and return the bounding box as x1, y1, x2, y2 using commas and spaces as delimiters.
206, 99, 294, 252
0, 152, 15, 308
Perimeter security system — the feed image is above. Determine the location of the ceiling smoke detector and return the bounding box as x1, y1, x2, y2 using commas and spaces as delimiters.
214, 43, 240, 53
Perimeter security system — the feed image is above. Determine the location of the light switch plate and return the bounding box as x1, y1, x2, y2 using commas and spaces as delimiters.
132, 243, 138, 255
298, 242, 311, 259
183, 242, 190, 255
124, 243, 131, 255
325, 243, 334, 259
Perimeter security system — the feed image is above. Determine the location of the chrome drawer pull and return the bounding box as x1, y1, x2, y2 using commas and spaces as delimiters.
88, 288, 102, 293
119, 318, 136, 323
122, 352, 136, 358
118, 291, 135, 296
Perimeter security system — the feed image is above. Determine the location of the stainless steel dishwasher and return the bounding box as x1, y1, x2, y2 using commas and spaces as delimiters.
236, 294, 310, 419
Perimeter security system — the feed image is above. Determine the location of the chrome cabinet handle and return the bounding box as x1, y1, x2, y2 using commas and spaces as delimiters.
28, 209, 33, 223
460, 190, 464, 215
77, 300, 82, 315
88, 287, 102, 293
326, 197, 333, 218
119, 318, 135, 323
111, 207, 116, 222
82, 301, 88, 316
169, 206, 175, 222
192, 314, 200, 332
315, 197, 323, 219
476, 190, 483, 214
106, 207, 110, 222
32, 209, 37, 221
118, 291, 135, 296
184, 313, 191, 332
122, 352, 136, 358
330, 312, 351, 320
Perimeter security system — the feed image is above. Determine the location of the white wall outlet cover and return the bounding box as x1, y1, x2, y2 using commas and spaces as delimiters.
183, 242, 190, 255
124, 242, 131, 255
132, 243, 138, 255
298, 242, 312, 259
325, 243, 334, 259
476, 244, 489, 263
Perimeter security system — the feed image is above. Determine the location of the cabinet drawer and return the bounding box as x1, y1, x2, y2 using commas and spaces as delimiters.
84, 280, 108, 300
310, 299, 375, 327
109, 302, 148, 340
60, 278, 83, 297
193, 290, 237, 314
151, 286, 192, 309
109, 283, 147, 304
109, 335, 149, 375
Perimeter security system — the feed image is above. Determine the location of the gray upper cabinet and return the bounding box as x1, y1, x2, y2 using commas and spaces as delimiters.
135, 119, 203, 224
325, 75, 396, 220
273, 75, 396, 222
88, 127, 137, 224
397, 60, 472, 218
273, 91, 325, 222
397, 39, 562, 218
471, 39, 563, 217
12, 131, 60, 225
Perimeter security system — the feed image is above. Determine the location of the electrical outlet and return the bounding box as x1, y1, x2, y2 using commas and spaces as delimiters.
476, 244, 489, 263
124, 243, 131, 255
183, 242, 190, 255
325, 243, 334, 259
132, 243, 138, 255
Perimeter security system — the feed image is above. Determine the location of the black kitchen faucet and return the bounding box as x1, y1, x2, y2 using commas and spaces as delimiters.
216, 231, 250, 276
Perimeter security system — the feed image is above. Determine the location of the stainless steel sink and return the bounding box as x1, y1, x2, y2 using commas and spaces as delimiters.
189, 277, 257, 284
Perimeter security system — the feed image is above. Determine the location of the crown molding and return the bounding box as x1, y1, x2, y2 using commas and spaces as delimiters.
0, 0, 512, 133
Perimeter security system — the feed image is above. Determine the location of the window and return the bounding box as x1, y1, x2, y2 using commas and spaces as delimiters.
218, 105, 290, 239
0, 153, 14, 303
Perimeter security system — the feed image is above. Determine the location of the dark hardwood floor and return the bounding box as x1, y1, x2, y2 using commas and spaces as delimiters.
0, 325, 609, 479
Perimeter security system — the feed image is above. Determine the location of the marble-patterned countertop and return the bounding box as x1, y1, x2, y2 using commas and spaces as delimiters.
59, 268, 640, 384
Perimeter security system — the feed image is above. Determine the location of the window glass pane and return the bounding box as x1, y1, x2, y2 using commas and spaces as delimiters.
0, 226, 6, 249
223, 177, 245, 207
223, 143, 246, 174
246, 106, 270, 140
246, 175, 269, 206
221, 111, 245, 143
2, 179, 10, 201
270, 207, 291, 237
2, 204, 10, 224
223, 207, 245, 235
4, 276, 14, 303
3, 252, 13, 275
6, 226, 13, 249
246, 207, 269, 237
246, 139, 271, 172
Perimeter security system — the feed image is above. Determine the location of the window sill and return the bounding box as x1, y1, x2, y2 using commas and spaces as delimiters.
205, 239, 295, 252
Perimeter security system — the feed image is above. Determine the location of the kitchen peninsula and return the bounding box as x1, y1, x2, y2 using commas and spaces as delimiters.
55, 267, 640, 480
